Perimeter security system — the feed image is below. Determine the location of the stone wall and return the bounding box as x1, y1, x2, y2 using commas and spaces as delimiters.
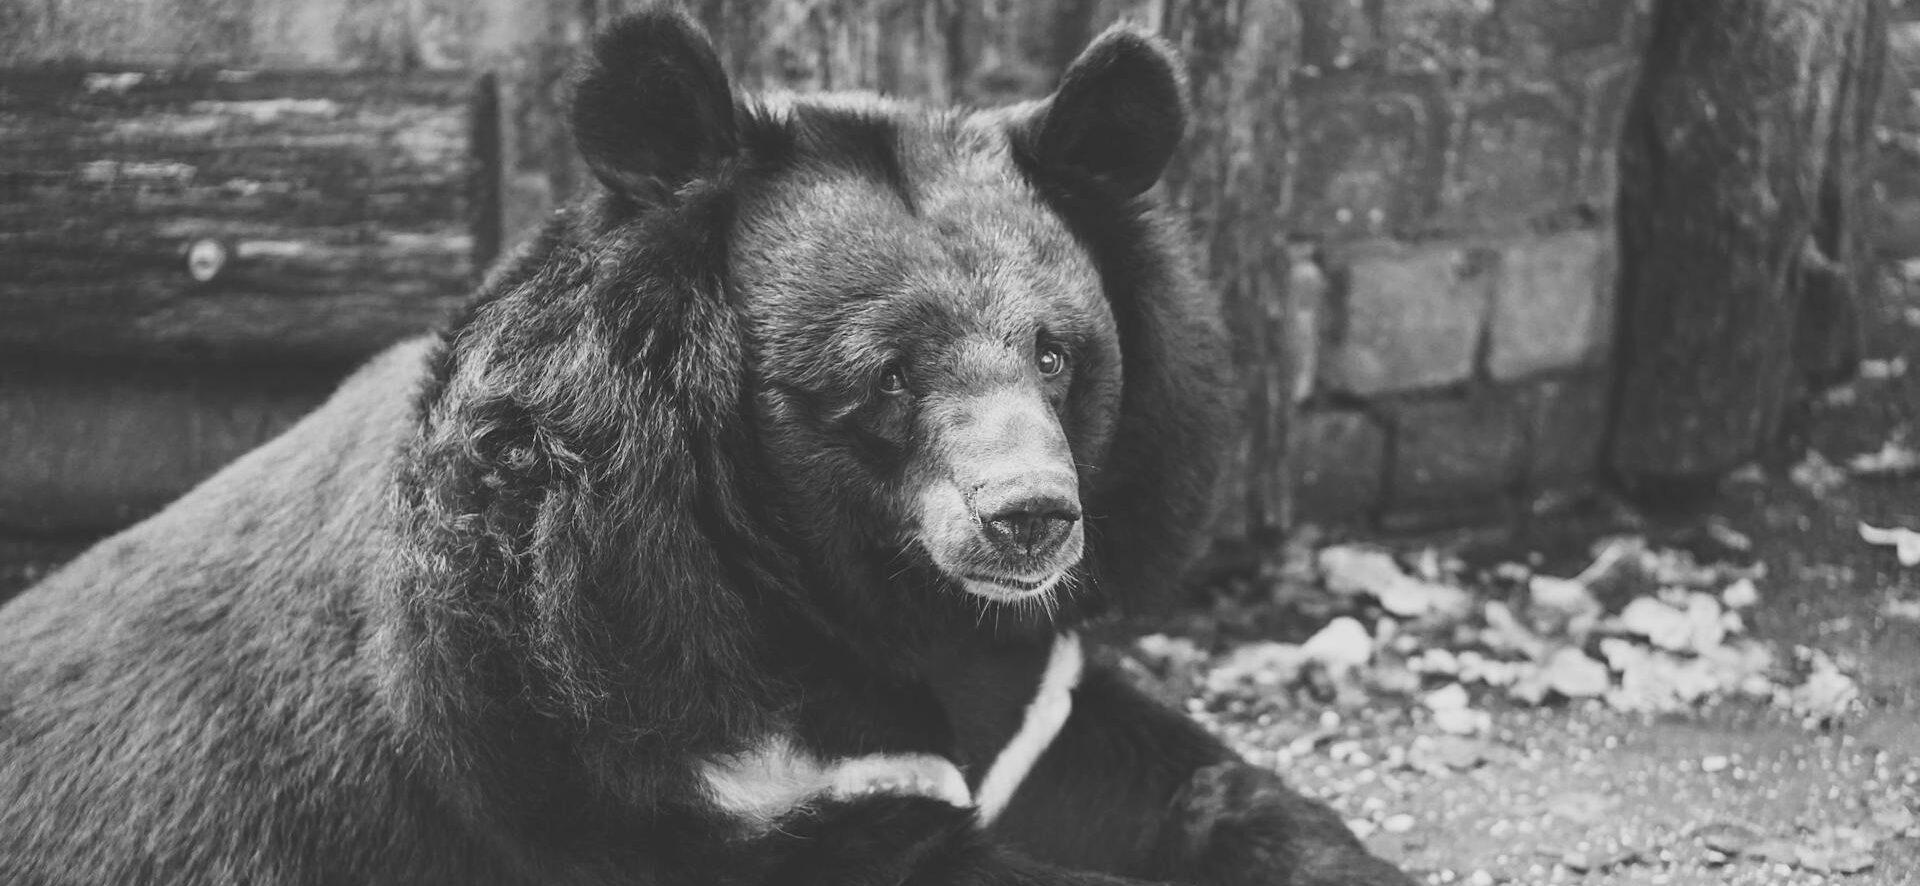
1275, 0, 1649, 529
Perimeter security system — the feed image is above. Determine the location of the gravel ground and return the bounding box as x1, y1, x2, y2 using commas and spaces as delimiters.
1138, 274, 1920, 885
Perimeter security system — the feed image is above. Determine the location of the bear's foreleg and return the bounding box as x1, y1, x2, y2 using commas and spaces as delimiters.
755, 795, 1167, 886
988, 664, 1418, 886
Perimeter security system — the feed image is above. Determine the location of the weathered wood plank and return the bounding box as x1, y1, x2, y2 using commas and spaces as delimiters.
0, 69, 481, 364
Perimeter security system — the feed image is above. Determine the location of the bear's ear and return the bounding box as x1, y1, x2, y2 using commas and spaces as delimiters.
1021, 26, 1187, 197
570, 8, 738, 201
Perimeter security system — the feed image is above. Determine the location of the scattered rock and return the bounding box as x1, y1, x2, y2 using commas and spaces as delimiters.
1704, 518, 1754, 552
1409, 647, 1460, 677
1790, 450, 1848, 496
1318, 546, 1404, 599
1302, 617, 1373, 672
1482, 601, 1548, 660
1721, 577, 1761, 610
1849, 439, 1920, 477
1694, 822, 1761, 855
1859, 355, 1908, 379
1544, 647, 1610, 699
1869, 797, 1916, 838
1422, 683, 1468, 711
1318, 546, 1471, 619
1860, 521, 1920, 566
1684, 593, 1727, 652
1784, 650, 1862, 726
1619, 597, 1694, 652
1431, 706, 1490, 736
1528, 574, 1601, 638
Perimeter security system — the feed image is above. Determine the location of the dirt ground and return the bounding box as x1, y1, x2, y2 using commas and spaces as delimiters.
1151, 276, 1920, 886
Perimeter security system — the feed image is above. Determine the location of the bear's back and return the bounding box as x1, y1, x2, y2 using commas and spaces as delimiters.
0, 339, 512, 885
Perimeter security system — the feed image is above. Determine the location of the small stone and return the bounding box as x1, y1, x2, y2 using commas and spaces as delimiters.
1431, 707, 1490, 736
1319, 546, 1407, 599
1848, 440, 1920, 476
1619, 597, 1694, 652
1884, 597, 1920, 622
1507, 667, 1554, 705
1529, 574, 1600, 619
1860, 522, 1920, 566
1382, 813, 1417, 833
1791, 450, 1847, 495
1751, 837, 1804, 861
1423, 683, 1471, 712
1828, 849, 1876, 874
1410, 647, 1460, 676
1785, 652, 1861, 725
1695, 822, 1760, 855
1686, 593, 1727, 652
1303, 617, 1375, 671
1545, 647, 1611, 698
1860, 355, 1907, 379
1721, 577, 1761, 610
1870, 798, 1916, 837
1482, 601, 1548, 660
1701, 755, 1730, 773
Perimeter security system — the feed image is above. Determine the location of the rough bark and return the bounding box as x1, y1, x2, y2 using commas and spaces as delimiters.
1156, 0, 1301, 559
1607, 0, 1887, 496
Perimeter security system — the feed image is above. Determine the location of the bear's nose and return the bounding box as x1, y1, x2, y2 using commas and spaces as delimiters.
979, 493, 1081, 560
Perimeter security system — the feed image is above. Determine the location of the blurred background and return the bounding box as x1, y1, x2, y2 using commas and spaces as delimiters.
3, 3, 1920, 881
2, 0, 1915, 585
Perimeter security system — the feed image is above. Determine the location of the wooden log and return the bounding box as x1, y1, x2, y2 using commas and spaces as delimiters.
0, 69, 481, 365
1607, 0, 1887, 496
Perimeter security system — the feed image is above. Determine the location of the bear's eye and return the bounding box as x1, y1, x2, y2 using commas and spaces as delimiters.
1036, 341, 1068, 377
878, 361, 910, 394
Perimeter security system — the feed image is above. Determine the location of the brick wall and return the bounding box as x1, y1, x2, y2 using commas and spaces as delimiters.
1277, 0, 1649, 529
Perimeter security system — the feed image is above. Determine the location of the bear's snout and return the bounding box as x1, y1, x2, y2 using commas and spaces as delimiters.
975, 477, 1080, 562
913, 386, 1088, 601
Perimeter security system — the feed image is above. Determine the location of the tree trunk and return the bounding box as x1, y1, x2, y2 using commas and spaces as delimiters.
1607, 0, 1887, 498
1156, 0, 1300, 565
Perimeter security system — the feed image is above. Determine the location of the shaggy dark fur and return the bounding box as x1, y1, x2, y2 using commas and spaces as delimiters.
0, 7, 1416, 885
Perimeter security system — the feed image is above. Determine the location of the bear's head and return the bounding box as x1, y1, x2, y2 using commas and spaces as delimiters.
398, 6, 1228, 756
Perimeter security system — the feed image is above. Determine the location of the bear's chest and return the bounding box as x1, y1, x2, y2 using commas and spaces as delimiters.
699, 632, 1082, 829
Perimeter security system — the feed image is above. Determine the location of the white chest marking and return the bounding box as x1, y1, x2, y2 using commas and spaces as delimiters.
973, 630, 1083, 826
700, 737, 970, 830
697, 631, 1082, 830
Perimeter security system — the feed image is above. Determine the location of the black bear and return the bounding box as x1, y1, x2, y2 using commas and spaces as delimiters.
0, 7, 1416, 885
